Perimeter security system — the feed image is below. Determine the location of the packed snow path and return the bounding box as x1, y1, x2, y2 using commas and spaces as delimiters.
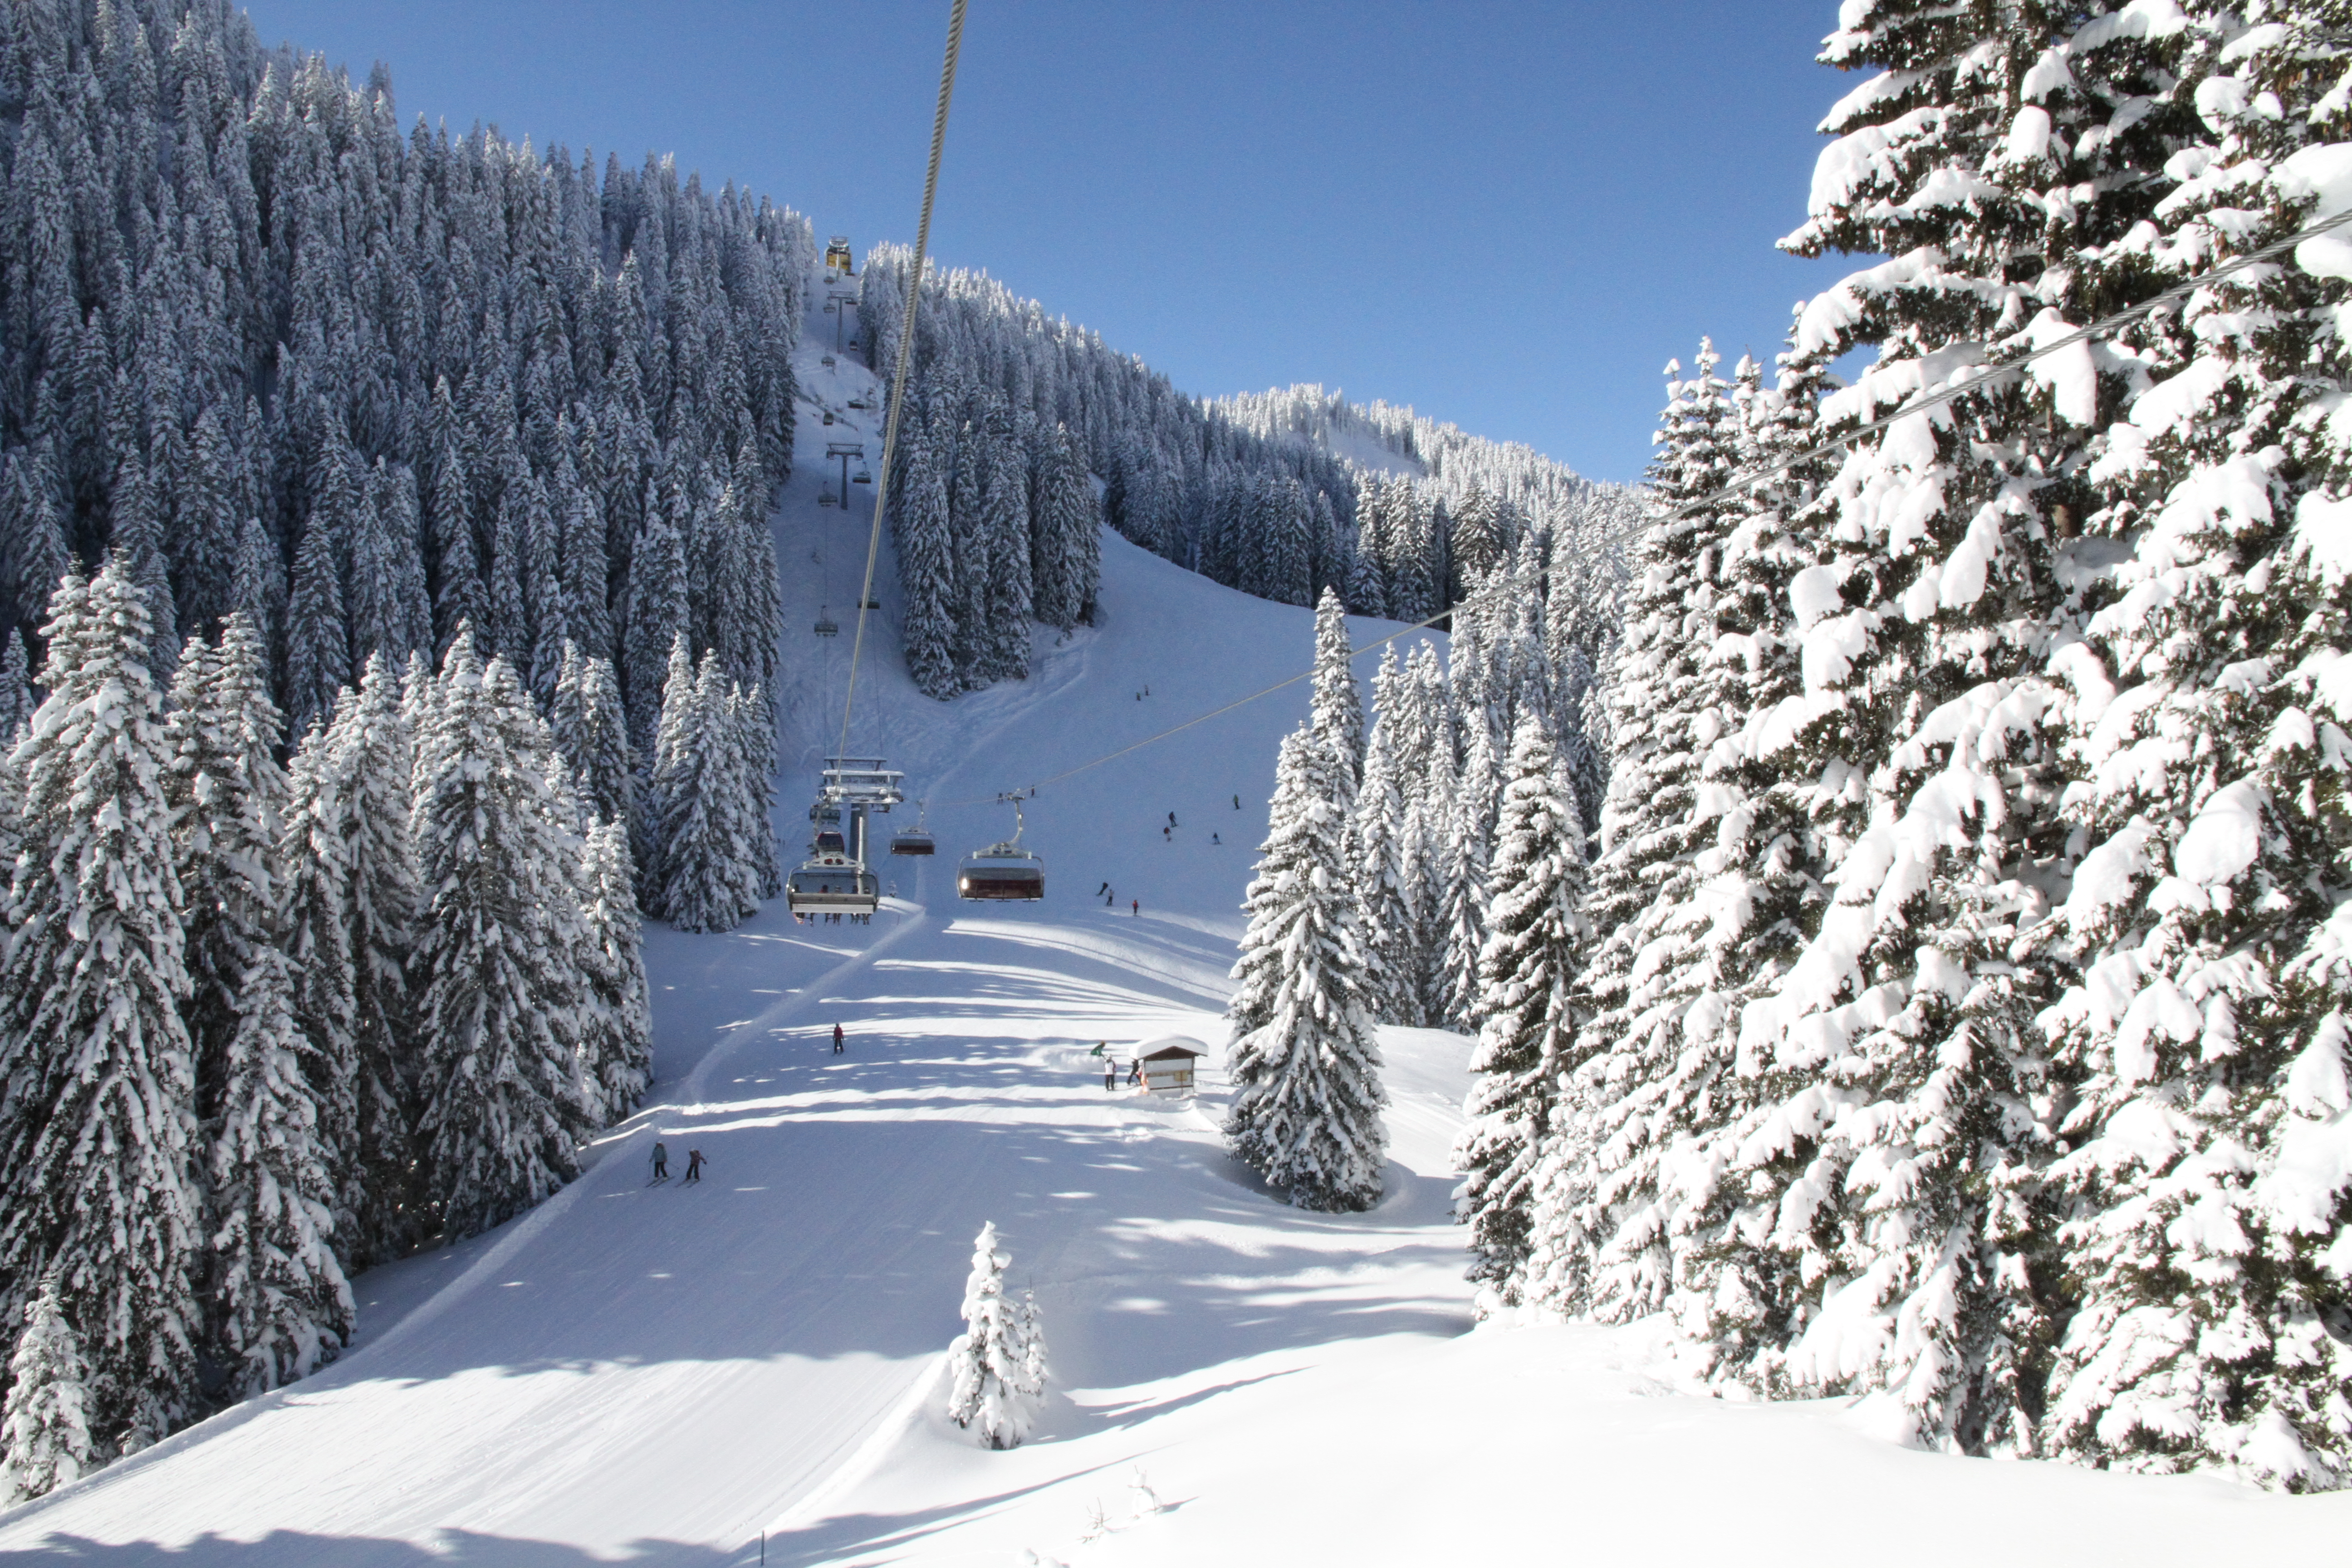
0, 282, 2346, 1564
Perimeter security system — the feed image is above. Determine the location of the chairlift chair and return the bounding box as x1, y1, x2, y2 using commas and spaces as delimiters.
819, 485, 837, 507
890, 801, 935, 856
788, 789, 878, 916
785, 860, 877, 916
957, 795, 1044, 901
815, 608, 838, 637
852, 467, 873, 485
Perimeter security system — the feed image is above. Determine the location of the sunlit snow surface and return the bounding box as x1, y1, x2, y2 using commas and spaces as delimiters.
0, 289, 2346, 1566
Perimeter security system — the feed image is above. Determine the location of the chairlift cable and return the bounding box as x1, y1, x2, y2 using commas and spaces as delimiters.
930, 206, 2352, 814
837, 0, 968, 764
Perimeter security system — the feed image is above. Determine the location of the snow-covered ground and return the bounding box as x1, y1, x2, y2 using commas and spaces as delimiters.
0, 277, 2347, 1565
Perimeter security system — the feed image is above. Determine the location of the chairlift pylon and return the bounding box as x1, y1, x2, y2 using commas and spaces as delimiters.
784, 767, 901, 920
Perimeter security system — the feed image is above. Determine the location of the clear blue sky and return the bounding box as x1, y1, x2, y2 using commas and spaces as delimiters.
241, 1, 1867, 485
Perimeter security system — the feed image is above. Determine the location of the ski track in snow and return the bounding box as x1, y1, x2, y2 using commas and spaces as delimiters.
0, 272, 2346, 1565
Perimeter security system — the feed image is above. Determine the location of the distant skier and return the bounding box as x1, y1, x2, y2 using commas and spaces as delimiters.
1105, 1059, 1116, 1091
1211, 832, 1220, 844
650, 1141, 669, 1181
1106, 890, 1115, 907
1131, 898, 1139, 916
1232, 794, 1240, 810
1097, 881, 1109, 897
1162, 826, 1170, 842
684, 1149, 707, 1184
833, 1022, 845, 1055
1169, 811, 1177, 828
1128, 1058, 1143, 1087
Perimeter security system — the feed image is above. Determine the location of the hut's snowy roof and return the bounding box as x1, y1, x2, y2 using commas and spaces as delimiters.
1139, 1037, 1206, 1062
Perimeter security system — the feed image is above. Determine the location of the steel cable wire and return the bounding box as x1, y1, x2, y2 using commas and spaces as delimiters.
837, 0, 969, 764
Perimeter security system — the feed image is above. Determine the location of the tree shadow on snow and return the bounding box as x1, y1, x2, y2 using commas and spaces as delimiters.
0, 1529, 743, 1566
758, 1469, 1123, 1568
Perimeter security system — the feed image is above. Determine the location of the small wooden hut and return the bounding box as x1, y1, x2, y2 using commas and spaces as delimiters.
1139, 1039, 1205, 1095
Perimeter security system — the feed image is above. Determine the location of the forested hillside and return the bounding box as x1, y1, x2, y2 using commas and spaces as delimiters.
0, 0, 804, 743
856, 246, 1641, 700
0, 0, 806, 1485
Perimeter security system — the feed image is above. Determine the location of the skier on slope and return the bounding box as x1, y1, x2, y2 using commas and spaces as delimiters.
650, 1141, 669, 1181
833, 1022, 845, 1055
684, 1149, 707, 1184
1132, 898, 1139, 916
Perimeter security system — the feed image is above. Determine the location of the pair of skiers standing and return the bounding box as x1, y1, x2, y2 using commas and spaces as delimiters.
649, 1142, 706, 1183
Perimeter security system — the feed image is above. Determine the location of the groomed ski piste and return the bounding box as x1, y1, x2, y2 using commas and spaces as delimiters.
0, 277, 2346, 1568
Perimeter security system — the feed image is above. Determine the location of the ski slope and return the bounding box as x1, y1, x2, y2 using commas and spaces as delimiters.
0, 275, 2345, 1566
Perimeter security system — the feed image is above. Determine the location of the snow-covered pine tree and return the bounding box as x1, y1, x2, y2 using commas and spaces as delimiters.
1309, 586, 1364, 789
735, 681, 782, 902
621, 495, 689, 758
944, 1221, 1044, 1450
1455, 717, 1590, 1300
896, 423, 958, 700
1434, 708, 1499, 1033
706, 662, 766, 923
279, 714, 363, 1261
2029, 12, 2352, 1487
303, 653, 424, 1268
553, 642, 636, 829
979, 417, 1033, 683
286, 491, 353, 740
0, 627, 33, 740
579, 819, 653, 1119
425, 379, 485, 657
1724, 0, 2209, 1454
411, 631, 594, 1239
0, 1275, 92, 1504
0, 561, 201, 1452
1225, 725, 1389, 1211
1029, 423, 1098, 632
1351, 647, 1417, 1025
1523, 340, 1834, 1372
165, 614, 289, 1141
207, 939, 353, 1397
649, 642, 758, 932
